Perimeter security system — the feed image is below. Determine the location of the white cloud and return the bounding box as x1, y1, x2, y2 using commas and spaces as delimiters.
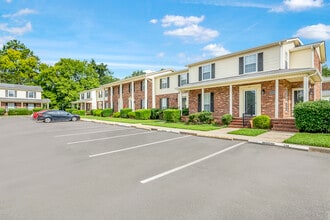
202, 43, 230, 57
161, 15, 204, 27
2, 8, 37, 18
150, 19, 158, 24
271, 0, 323, 12
0, 22, 32, 35
294, 23, 330, 40
164, 24, 219, 42
0, 35, 14, 47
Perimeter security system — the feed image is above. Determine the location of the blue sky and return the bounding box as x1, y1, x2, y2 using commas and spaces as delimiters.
1, 0, 329, 79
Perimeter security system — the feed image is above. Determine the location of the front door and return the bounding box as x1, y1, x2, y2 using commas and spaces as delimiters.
245, 90, 256, 115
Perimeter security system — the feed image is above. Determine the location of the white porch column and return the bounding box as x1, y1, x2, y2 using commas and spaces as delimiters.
229, 85, 233, 115
131, 81, 135, 111
178, 91, 182, 112
144, 79, 148, 109
119, 84, 123, 111
102, 89, 105, 109
201, 88, 205, 111
110, 87, 113, 109
152, 77, 156, 108
275, 79, 279, 119
303, 76, 309, 102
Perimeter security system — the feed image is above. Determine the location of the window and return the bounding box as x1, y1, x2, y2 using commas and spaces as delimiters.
160, 98, 168, 109
198, 93, 214, 112
239, 52, 263, 74
178, 73, 189, 86
87, 92, 91, 99
7, 103, 15, 110
141, 99, 145, 109
81, 94, 85, 100
28, 104, 34, 110
199, 63, 215, 81
141, 80, 145, 91
105, 90, 109, 98
128, 84, 131, 93
292, 89, 304, 110
160, 77, 169, 89
182, 97, 187, 109
6, 90, 16, 98
98, 91, 103, 98
26, 91, 36, 99
244, 54, 257, 73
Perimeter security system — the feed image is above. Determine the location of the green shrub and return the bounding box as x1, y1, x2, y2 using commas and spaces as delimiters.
93, 109, 103, 117
294, 100, 330, 133
33, 107, 45, 112
150, 108, 161, 119
8, 108, 32, 115
90, 109, 95, 115
163, 109, 181, 122
72, 110, 86, 116
135, 109, 151, 120
0, 108, 5, 115
65, 108, 75, 113
188, 112, 214, 124
253, 115, 271, 129
120, 108, 132, 118
127, 112, 135, 119
112, 112, 121, 118
102, 108, 113, 117
182, 108, 189, 116
221, 114, 233, 125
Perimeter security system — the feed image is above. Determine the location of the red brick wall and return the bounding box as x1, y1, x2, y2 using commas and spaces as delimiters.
323, 82, 330, 90
314, 82, 322, 100
314, 50, 321, 72
112, 85, 120, 112
122, 83, 131, 109
261, 81, 275, 118
133, 80, 144, 109
147, 80, 152, 108
156, 93, 178, 109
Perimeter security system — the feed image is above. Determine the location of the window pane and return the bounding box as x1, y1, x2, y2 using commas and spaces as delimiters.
245, 54, 257, 73
204, 93, 211, 111
180, 74, 187, 86
202, 65, 211, 80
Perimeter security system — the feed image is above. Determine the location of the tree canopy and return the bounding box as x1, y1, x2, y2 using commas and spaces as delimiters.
125, 70, 146, 79
322, 65, 330, 77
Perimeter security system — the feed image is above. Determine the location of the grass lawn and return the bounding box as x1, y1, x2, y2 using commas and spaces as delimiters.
82, 115, 223, 131
227, 128, 268, 136
284, 133, 330, 148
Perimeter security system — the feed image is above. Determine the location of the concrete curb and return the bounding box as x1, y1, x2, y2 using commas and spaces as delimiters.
81, 118, 329, 153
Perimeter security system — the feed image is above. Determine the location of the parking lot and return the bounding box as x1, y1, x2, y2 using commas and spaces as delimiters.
0, 117, 329, 220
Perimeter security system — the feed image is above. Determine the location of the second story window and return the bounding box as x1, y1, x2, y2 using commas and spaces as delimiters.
105, 89, 109, 98
141, 80, 145, 91
6, 90, 16, 98
160, 77, 170, 89
98, 91, 103, 98
239, 52, 263, 74
178, 73, 189, 86
87, 92, 91, 99
199, 63, 215, 81
26, 91, 36, 99
81, 94, 85, 100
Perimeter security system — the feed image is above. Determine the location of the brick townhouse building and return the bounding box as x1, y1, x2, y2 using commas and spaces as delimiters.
75, 38, 327, 126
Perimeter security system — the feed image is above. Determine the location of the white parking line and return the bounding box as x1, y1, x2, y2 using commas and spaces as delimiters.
67, 131, 155, 145
89, 135, 191, 158
140, 142, 246, 184
55, 128, 132, 138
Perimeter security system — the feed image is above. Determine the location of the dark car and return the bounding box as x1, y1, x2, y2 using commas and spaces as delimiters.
32, 109, 47, 120
36, 110, 80, 123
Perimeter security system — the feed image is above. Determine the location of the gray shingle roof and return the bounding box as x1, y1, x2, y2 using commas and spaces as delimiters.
0, 83, 43, 92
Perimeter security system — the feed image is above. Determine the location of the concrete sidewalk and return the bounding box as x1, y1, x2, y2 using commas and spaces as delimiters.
82, 118, 319, 152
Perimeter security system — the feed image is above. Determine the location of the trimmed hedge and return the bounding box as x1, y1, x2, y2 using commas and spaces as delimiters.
163, 109, 181, 122
221, 114, 233, 125
8, 108, 32, 115
113, 112, 120, 118
102, 108, 113, 117
128, 112, 135, 119
120, 108, 132, 118
72, 110, 86, 116
294, 100, 330, 133
33, 108, 46, 112
93, 109, 103, 117
0, 108, 5, 115
150, 108, 163, 119
188, 112, 214, 124
135, 109, 151, 120
182, 108, 189, 116
253, 115, 271, 129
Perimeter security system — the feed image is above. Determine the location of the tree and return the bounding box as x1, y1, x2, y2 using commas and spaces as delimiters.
322, 65, 330, 77
89, 59, 118, 85
125, 70, 146, 79
0, 40, 40, 84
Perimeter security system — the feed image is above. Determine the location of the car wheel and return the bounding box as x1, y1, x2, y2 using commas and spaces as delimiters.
44, 118, 52, 123
71, 117, 78, 122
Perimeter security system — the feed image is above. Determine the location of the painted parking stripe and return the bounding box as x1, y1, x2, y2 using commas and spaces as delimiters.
140, 142, 246, 184
89, 135, 191, 158
55, 127, 132, 138
67, 131, 155, 145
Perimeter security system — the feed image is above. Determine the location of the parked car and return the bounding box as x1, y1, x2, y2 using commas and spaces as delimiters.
32, 109, 47, 119
36, 110, 80, 123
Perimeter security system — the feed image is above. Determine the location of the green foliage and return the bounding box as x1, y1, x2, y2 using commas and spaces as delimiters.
252, 115, 271, 129
93, 109, 103, 117
127, 112, 135, 119
102, 108, 113, 117
0, 108, 5, 115
72, 110, 86, 116
112, 112, 121, 118
163, 109, 181, 122
188, 112, 214, 124
65, 108, 75, 113
182, 108, 189, 116
322, 65, 330, 77
221, 114, 233, 125
294, 100, 330, 133
284, 133, 330, 148
135, 109, 151, 120
8, 108, 32, 115
228, 128, 267, 136
150, 108, 163, 119
125, 70, 145, 79
120, 108, 132, 118
33, 107, 45, 112
89, 59, 118, 85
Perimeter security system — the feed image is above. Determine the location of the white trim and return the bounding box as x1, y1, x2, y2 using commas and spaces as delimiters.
239, 84, 261, 116
292, 88, 303, 111
152, 78, 156, 108
131, 81, 135, 111
144, 79, 148, 109
275, 79, 279, 118
303, 76, 309, 102
201, 88, 205, 111
110, 87, 113, 109
229, 85, 233, 115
